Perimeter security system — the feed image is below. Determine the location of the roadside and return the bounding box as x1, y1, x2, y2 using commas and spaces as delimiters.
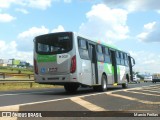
0, 67, 62, 91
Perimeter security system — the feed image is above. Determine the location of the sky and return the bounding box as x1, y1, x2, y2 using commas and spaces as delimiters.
0, 0, 160, 74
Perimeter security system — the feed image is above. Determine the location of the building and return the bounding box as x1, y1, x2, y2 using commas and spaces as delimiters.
152, 73, 160, 79
0, 59, 30, 68
0, 59, 10, 66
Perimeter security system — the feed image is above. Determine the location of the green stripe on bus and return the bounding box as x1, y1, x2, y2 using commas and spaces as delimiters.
37, 54, 57, 62
112, 66, 114, 75
104, 63, 112, 74
117, 66, 120, 75
97, 62, 113, 74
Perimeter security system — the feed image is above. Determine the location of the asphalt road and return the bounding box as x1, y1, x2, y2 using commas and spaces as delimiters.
0, 82, 159, 120
0, 82, 157, 107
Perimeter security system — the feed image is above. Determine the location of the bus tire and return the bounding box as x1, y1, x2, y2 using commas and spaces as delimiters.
122, 82, 128, 88
64, 83, 79, 93
93, 74, 107, 92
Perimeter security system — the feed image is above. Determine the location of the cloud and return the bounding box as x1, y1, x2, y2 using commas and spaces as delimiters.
15, 8, 29, 14
137, 22, 160, 42
26, 0, 52, 10
17, 26, 49, 51
103, 0, 160, 12
0, 40, 33, 64
0, 0, 52, 10
129, 51, 160, 73
17, 25, 65, 51
0, 0, 16, 9
0, 25, 65, 64
18, 26, 49, 39
64, 0, 72, 3
79, 4, 129, 43
0, 40, 17, 58
51, 25, 65, 33
0, 13, 16, 22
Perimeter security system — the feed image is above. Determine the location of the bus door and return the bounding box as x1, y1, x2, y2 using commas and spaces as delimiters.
128, 56, 135, 82
88, 44, 98, 85
110, 50, 118, 84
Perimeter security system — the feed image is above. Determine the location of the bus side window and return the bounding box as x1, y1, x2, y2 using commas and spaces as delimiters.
104, 47, 111, 63
116, 51, 121, 65
124, 54, 128, 66
120, 52, 125, 65
78, 38, 87, 49
97, 45, 102, 53
97, 45, 104, 62
78, 38, 89, 60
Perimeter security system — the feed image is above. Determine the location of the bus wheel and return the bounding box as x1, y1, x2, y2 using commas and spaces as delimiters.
93, 74, 107, 92
122, 82, 128, 89
64, 84, 79, 93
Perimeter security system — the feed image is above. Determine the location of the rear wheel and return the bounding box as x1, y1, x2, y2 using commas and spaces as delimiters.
64, 83, 79, 93
93, 74, 107, 92
122, 82, 128, 88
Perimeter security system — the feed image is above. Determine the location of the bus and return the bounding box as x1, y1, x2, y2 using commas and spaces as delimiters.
33, 32, 135, 92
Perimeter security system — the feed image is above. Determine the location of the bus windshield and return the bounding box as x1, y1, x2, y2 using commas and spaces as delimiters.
35, 32, 73, 55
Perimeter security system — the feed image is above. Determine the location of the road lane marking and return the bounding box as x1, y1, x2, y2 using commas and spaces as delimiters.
70, 97, 106, 111
0, 90, 57, 97
140, 86, 160, 90
0, 84, 159, 108
0, 84, 159, 97
0, 117, 17, 120
0, 105, 19, 120
141, 84, 160, 88
0, 105, 19, 111
132, 85, 160, 91
123, 90, 160, 96
107, 93, 160, 104
136, 89, 160, 93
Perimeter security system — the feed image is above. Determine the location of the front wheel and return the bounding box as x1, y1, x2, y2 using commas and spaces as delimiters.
93, 74, 107, 92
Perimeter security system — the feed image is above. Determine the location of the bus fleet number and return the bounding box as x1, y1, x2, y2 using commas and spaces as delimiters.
59, 55, 68, 58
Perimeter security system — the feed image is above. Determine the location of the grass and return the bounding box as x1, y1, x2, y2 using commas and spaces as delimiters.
0, 83, 62, 91
0, 66, 33, 74
0, 76, 34, 80
0, 67, 63, 91
0, 69, 33, 74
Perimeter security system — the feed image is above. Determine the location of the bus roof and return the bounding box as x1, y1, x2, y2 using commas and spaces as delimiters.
34, 31, 130, 55
73, 32, 129, 54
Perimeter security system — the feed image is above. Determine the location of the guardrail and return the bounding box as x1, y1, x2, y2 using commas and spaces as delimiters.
0, 80, 34, 88
0, 72, 34, 79
0, 72, 35, 88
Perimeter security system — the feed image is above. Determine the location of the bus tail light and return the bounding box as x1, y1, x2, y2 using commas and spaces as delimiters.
34, 59, 38, 74
70, 55, 76, 73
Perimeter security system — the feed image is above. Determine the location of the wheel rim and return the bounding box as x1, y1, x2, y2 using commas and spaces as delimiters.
103, 77, 107, 89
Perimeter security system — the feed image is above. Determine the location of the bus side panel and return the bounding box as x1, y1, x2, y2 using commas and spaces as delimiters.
78, 59, 92, 85
74, 34, 92, 86
98, 62, 113, 84
97, 62, 103, 85
117, 65, 129, 83
104, 63, 113, 84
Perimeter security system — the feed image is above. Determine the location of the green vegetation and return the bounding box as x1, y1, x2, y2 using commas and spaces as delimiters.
0, 66, 33, 74
0, 83, 62, 91
0, 66, 62, 91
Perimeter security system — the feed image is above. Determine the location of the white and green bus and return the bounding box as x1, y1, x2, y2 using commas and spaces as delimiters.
34, 32, 135, 92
